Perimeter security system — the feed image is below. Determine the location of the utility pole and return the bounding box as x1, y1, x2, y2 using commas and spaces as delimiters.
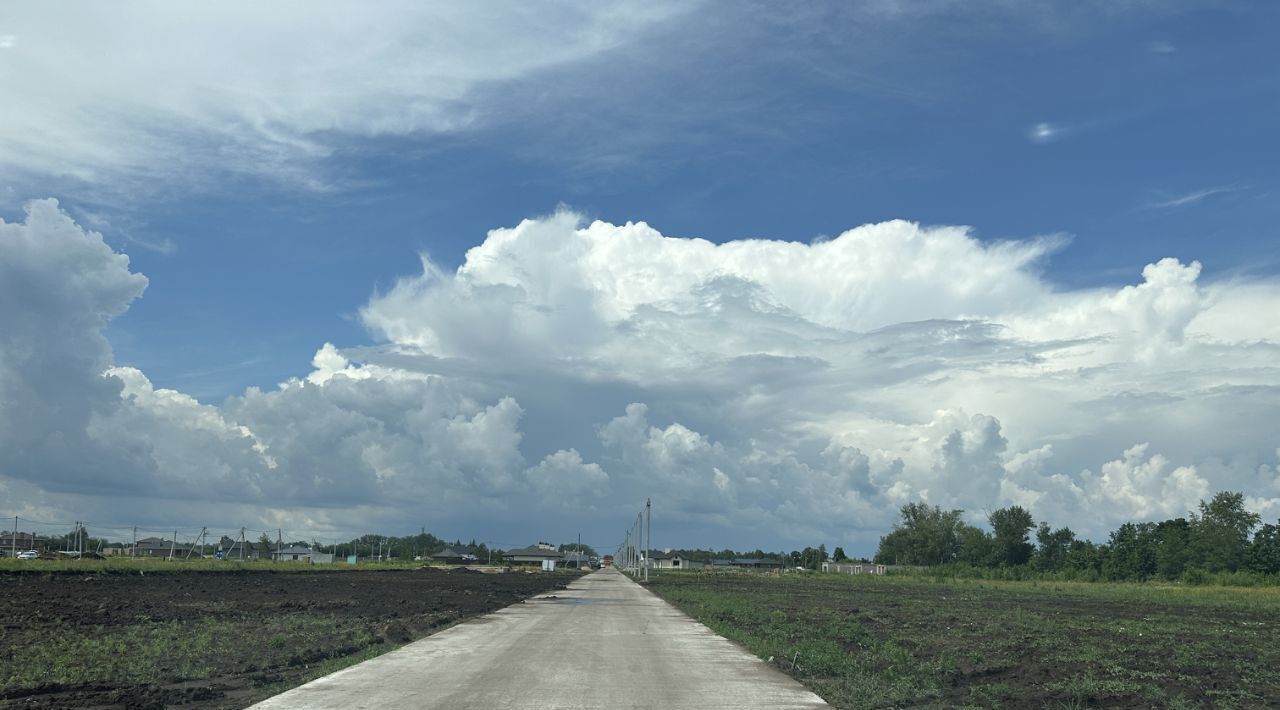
11, 516, 17, 557
637, 512, 643, 576
187, 527, 205, 559
645, 498, 651, 582
240, 527, 246, 561
277, 528, 282, 563
169, 530, 177, 560
132, 526, 137, 558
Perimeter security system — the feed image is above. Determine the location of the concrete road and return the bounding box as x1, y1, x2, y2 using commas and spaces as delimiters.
251, 566, 829, 709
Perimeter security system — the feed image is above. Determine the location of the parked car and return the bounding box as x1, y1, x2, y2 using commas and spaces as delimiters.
16, 550, 39, 560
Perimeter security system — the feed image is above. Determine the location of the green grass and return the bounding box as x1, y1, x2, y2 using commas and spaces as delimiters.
646, 570, 1280, 709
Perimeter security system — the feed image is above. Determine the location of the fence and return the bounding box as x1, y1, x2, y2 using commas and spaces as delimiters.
614, 498, 651, 582
0, 514, 498, 563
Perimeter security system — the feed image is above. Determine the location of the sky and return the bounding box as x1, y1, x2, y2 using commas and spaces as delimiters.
1, 1, 1278, 557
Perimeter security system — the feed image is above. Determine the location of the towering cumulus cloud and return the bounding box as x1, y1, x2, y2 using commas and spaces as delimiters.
2, 202, 1278, 546
0, 200, 149, 491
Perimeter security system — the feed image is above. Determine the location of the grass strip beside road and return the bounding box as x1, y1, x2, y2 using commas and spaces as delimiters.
645, 571, 1280, 709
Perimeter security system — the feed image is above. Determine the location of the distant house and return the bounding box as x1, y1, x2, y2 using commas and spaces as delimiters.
132, 537, 199, 558
562, 552, 594, 569
271, 545, 313, 562
822, 562, 889, 575
503, 543, 563, 566
0, 531, 48, 551
732, 558, 784, 570
431, 546, 479, 565
216, 537, 264, 560
649, 550, 703, 570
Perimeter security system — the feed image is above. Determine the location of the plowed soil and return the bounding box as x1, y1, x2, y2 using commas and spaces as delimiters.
0, 568, 571, 709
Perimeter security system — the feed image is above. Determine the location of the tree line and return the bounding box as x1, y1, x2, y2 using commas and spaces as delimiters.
873, 492, 1280, 581
661, 545, 853, 570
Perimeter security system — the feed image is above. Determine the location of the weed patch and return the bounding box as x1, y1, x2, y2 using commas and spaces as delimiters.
646, 571, 1280, 708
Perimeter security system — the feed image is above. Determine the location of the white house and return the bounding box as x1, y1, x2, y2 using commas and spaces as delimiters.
649, 550, 704, 570
271, 545, 313, 562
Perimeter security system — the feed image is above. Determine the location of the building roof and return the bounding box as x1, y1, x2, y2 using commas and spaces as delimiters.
503, 544, 564, 559
272, 546, 313, 555
432, 546, 479, 559
134, 537, 197, 550
733, 558, 783, 566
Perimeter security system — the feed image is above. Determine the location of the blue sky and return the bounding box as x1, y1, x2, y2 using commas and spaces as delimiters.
83, 1, 1279, 401
2, 2, 1278, 554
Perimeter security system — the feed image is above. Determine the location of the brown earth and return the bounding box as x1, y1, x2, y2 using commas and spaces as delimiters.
0, 567, 572, 709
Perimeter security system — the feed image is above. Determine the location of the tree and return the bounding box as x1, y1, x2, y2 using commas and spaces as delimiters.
832, 547, 848, 562
1153, 518, 1192, 579
875, 502, 966, 565
1245, 523, 1280, 574
257, 533, 273, 557
790, 546, 827, 570
1191, 491, 1261, 572
957, 525, 995, 567
989, 506, 1035, 567
1103, 522, 1158, 580
1034, 523, 1075, 571
1063, 539, 1103, 576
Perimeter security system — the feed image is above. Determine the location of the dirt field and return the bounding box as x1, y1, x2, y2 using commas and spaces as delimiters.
647, 571, 1280, 708
0, 567, 572, 709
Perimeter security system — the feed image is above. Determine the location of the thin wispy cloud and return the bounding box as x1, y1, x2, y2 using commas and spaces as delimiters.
0, 3, 690, 202
1148, 185, 1244, 209
1147, 40, 1176, 54
74, 209, 177, 255
1028, 122, 1062, 144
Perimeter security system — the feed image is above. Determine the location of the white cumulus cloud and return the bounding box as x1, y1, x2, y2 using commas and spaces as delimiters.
2, 202, 1278, 548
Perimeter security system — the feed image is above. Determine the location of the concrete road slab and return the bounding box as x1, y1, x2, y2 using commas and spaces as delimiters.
250, 566, 828, 709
